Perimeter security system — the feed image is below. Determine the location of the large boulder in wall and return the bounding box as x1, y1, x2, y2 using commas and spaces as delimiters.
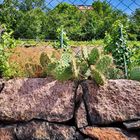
85, 80, 140, 125
0, 78, 75, 122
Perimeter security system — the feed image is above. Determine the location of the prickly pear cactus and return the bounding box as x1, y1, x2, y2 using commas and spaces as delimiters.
38, 46, 116, 85
52, 51, 73, 81
40, 52, 51, 68
106, 66, 124, 79
90, 66, 106, 85
53, 65, 72, 81
71, 54, 79, 79
88, 47, 100, 65
79, 61, 89, 75
81, 46, 89, 60
60, 51, 71, 66
79, 47, 114, 85
96, 55, 113, 74
130, 67, 140, 81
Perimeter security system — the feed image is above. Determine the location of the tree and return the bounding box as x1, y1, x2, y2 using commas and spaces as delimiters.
45, 3, 83, 40
18, 0, 46, 11
81, 0, 127, 40
0, 1, 130, 40
92, 0, 112, 17
0, 0, 20, 29
14, 8, 46, 39
81, 10, 104, 40
129, 8, 140, 40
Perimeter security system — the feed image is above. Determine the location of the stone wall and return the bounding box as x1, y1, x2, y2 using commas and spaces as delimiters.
0, 78, 140, 140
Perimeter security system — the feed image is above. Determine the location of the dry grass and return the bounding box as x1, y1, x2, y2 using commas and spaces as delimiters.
9, 46, 60, 77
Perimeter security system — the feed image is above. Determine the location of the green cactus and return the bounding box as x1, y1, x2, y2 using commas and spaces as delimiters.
60, 51, 72, 66
106, 67, 124, 79
79, 61, 89, 75
52, 51, 73, 81
71, 54, 79, 79
90, 66, 106, 86
81, 46, 89, 60
53, 65, 72, 81
130, 67, 140, 81
88, 47, 100, 65
38, 46, 116, 85
40, 52, 51, 68
96, 55, 113, 74
25, 63, 43, 77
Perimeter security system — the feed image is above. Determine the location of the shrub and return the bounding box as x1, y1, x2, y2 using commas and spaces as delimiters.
0, 25, 17, 78
130, 67, 140, 81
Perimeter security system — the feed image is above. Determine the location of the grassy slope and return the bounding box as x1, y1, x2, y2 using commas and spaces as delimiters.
16, 39, 140, 48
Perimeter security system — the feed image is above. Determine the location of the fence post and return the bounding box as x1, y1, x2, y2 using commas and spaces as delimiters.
60, 28, 63, 48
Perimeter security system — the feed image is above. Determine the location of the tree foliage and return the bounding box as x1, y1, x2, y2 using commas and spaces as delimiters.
129, 8, 140, 40
0, 0, 139, 41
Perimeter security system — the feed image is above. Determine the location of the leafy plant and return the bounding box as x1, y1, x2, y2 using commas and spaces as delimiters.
0, 24, 17, 78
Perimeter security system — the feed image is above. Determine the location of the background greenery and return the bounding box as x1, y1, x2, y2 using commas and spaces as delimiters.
0, 0, 140, 41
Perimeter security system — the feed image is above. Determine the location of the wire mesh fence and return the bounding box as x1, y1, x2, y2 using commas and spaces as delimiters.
44, 0, 139, 41
15, 0, 140, 46
47, 0, 140, 14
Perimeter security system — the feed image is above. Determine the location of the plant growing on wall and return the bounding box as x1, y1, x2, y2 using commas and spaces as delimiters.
39, 46, 115, 85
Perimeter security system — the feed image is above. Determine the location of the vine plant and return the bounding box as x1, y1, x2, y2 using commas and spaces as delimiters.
104, 20, 131, 78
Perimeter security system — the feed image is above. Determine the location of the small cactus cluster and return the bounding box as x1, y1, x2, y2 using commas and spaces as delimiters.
130, 67, 140, 81
39, 49, 73, 80
39, 47, 114, 85
52, 51, 73, 80
78, 47, 113, 85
